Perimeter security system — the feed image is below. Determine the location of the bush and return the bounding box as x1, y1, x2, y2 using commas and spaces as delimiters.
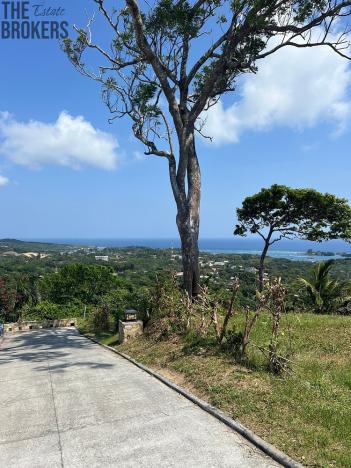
100, 287, 132, 324
129, 286, 153, 324
299, 260, 351, 314
146, 273, 188, 339
40, 263, 118, 305
91, 305, 110, 331
22, 301, 83, 321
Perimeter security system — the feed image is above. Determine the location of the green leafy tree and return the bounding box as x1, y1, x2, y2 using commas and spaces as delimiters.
23, 301, 83, 321
100, 287, 132, 324
0, 275, 39, 323
300, 260, 351, 313
40, 263, 118, 305
0, 277, 15, 322
234, 185, 351, 290
63, 1, 351, 296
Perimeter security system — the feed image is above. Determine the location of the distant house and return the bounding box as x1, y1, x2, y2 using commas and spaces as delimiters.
245, 267, 258, 274
95, 255, 109, 262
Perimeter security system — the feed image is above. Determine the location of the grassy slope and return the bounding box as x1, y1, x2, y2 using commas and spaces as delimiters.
116, 313, 351, 468
77, 319, 119, 346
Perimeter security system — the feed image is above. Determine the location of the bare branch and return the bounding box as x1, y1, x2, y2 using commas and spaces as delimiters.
125, 0, 183, 135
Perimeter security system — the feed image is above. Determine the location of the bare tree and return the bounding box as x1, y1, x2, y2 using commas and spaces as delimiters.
63, 0, 351, 297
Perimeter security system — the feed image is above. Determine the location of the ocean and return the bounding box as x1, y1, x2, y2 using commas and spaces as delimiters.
28, 238, 351, 262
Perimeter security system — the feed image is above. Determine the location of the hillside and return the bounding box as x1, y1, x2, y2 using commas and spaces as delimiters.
113, 313, 351, 467
0, 238, 79, 253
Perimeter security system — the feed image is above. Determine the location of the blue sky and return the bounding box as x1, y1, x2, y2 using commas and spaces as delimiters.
0, 1, 350, 240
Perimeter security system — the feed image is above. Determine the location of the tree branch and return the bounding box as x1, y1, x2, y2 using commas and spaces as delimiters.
125, 0, 183, 135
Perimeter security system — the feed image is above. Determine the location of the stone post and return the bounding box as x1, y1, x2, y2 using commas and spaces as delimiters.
118, 319, 143, 344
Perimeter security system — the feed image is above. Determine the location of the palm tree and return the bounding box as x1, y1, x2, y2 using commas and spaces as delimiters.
299, 260, 351, 314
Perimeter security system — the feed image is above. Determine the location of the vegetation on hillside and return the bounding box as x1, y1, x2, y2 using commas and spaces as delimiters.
2, 239, 351, 465
79, 269, 351, 466
1, 239, 351, 323
117, 313, 351, 468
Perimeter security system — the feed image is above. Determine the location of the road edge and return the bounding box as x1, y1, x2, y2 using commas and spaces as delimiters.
78, 330, 304, 468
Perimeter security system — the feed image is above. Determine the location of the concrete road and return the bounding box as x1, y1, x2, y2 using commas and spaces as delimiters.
0, 328, 279, 468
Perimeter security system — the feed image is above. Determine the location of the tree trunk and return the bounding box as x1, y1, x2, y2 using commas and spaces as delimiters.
174, 132, 201, 297
259, 240, 270, 291
178, 217, 200, 297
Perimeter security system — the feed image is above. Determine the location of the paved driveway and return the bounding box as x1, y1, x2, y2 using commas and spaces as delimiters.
0, 328, 279, 467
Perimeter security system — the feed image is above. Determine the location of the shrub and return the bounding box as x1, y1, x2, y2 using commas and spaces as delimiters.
146, 273, 188, 339
22, 301, 83, 321
91, 305, 110, 332
40, 263, 118, 305
299, 260, 351, 314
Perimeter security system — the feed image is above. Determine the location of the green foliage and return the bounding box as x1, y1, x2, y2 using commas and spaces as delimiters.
234, 185, 351, 290
22, 301, 83, 321
128, 286, 153, 323
0, 238, 74, 253
40, 263, 118, 305
299, 260, 351, 314
100, 287, 131, 320
91, 305, 111, 332
235, 184, 351, 242
3, 242, 351, 324
132, 83, 160, 116
61, 30, 88, 67
135, 271, 291, 375
293, 0, 329, 22
145, 0, 204, 38
146, 273, 188, 338
0, 274, 39, 323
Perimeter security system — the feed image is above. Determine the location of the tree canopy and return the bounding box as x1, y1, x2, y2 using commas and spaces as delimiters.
40, 263, 118, 305
234, 184, 351, 243
234, 184, 351, 289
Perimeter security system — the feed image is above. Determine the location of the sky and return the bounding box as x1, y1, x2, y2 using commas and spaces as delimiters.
0, 1, 350, 240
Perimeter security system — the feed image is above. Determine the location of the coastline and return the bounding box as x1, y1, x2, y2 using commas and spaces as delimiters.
21, 238, 351, 262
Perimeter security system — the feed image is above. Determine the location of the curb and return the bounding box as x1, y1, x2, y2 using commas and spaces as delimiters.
79, 330, 303, 468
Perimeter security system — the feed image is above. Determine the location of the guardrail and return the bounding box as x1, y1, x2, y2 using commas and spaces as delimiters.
3, 318, 77, 333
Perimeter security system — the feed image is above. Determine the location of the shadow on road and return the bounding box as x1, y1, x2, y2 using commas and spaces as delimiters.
0, 329, 115, 374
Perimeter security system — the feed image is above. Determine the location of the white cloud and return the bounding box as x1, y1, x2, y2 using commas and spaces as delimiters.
205, 37, 351, 144
133, 150, 146, 161
0, 111, 119, 170
0, 175, 9, 186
